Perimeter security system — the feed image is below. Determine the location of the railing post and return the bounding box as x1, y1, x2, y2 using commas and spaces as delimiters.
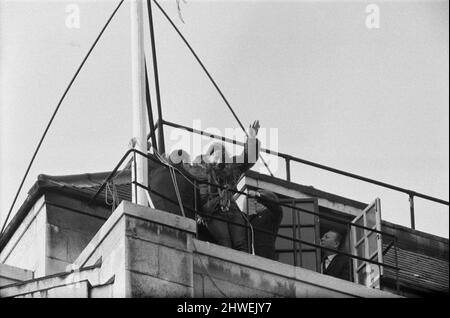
285, 158, 291, 182
409, 194, 415, 230
347, 222, 353, 281
132, 150, 138, 204
394, 237, 400, 293
193, 180, 198, 238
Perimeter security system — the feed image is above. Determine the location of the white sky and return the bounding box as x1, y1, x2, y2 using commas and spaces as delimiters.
0, 0, 448, 238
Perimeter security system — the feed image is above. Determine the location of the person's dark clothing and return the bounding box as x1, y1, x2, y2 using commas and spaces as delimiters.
249, 194, 283, 260
323, 254, 351, 281
203, 207, 248, 251
148, 165, 197, 220
186, 138, 259, 252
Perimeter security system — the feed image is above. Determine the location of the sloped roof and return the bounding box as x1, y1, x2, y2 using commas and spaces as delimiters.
0, 170, 131, 251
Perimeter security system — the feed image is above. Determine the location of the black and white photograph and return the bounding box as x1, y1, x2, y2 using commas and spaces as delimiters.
0, 0, 448, 300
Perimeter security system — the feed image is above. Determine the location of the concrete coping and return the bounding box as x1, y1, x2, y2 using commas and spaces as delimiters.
191, 239, 401, 298
0, 265, 101, 298
71, 201, 196, 270
121, 201, 197, 234
0, 263, 34, 281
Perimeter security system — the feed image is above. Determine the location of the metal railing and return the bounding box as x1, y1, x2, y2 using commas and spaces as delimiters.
162, 120, 449, 230
90, 148, 401, 291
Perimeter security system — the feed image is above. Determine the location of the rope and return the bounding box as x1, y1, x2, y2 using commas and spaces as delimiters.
0, 0, 125, 236
105, 180, 119, 212
153, 0, 246, 133
169, 166, 186, 217
155, 152, 186, 217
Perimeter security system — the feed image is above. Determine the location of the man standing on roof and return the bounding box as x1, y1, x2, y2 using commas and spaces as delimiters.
248, 189, 283, 260
187, 120, 261, 252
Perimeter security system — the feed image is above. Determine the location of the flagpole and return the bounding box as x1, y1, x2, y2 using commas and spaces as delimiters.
130, 0, 148, 206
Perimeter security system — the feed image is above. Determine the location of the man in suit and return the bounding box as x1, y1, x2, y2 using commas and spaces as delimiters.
320, 230, 351, 281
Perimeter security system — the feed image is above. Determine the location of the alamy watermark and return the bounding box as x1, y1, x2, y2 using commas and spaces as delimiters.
65, 4, 81, 29
365, 4, 380, 29
166, 120, 280, 174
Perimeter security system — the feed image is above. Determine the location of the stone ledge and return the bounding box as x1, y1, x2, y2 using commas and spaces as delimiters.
191, 239, 401, 298
121, 201, 196, 234
0, 266, 101, 298
0, 263, 34, 282
10, 280, 90, 298
72, 202, 196, 270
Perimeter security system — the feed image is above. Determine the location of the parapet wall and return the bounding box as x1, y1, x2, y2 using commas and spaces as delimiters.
1, 201, 400, 298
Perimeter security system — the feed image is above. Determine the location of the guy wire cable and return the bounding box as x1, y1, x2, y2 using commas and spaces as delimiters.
0, 0, 125, 236
152, 0, 274, 177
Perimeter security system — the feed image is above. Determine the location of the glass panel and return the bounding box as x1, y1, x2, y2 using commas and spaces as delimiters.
294, 202, 315, 224
355, 217, 364, 242
299, 226, 315, 250
368, 231, 378, 256
356, 241, 366, 267
277, 252, 294, 266
280, 206, 293, 225
366, 205, 377, 229
301, 251, 317, 271
276, 228, 294, 250
298, 210, 314, 224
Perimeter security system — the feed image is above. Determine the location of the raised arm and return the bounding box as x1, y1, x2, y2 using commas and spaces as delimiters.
232, 120, 261, 174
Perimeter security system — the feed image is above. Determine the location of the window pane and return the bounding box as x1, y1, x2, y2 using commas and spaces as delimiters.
299, 226, 316, 250
295, 202, 315, 224
298, 211, 314, 224
276, 228, 294, 250
366, 205, 377, 229
356, 241, 366, 267
280, 206, 293, 225
301, 251, 317, 272
277, 252, 295, 266
355, 217, 364, 242
368, 231, 378, 256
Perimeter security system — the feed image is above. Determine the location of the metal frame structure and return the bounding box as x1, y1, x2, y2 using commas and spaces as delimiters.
90, 147, 406, 291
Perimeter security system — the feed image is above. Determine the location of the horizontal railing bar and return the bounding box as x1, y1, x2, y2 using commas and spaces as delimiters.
163, 120, 449, 207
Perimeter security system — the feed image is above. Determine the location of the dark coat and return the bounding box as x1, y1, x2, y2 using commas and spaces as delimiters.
148, 165, 197, 220
324, 254, 351, 281
185, 138, 260, 215
249, 196, 283, 260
